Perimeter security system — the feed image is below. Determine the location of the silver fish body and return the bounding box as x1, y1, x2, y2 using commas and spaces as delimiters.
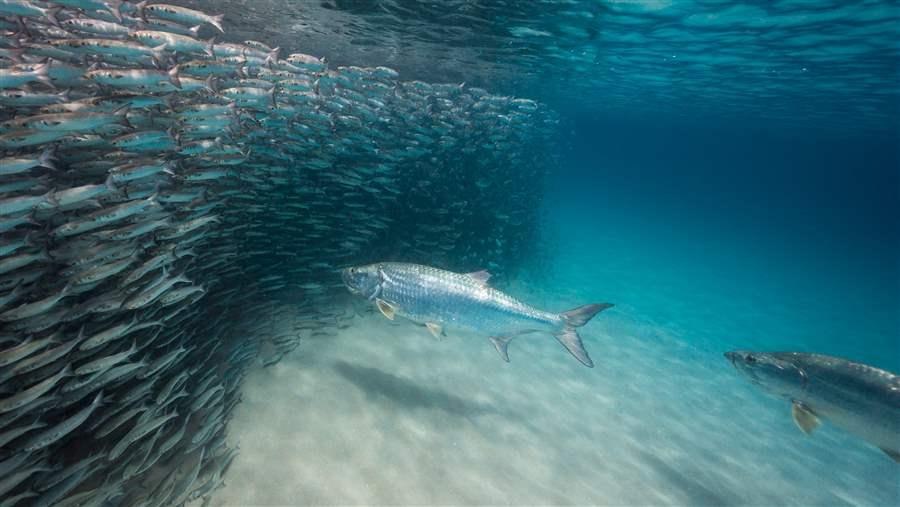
342, 262, 612, 367
726, 351, 900, 463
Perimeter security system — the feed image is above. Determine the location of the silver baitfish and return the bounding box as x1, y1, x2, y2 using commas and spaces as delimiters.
0, 0, 558, 504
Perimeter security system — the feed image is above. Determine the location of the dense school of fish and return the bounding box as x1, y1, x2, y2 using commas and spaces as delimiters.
0, 1, 556, 505
195, 0, 899, 133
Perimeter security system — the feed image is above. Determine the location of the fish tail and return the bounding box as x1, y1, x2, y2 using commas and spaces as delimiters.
210, 13, 226, 34
46, 7, 62, 28
113, 104, 133, 128
135, 0, 148, 21
33, 62, 54, 89
168, 64, 182, 89
266, 47, 280, 66
107, 0, 124, 22
38, 147, 57, 170
554, 303, 613, 368
205, 37, 217, 58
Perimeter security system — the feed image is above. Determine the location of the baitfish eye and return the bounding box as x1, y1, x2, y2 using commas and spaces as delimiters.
746, 355, 756, 363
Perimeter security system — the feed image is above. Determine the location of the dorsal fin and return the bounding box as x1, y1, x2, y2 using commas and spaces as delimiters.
465, 270, 491, 285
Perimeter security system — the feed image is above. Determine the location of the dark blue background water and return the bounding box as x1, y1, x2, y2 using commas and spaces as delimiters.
551, 114, 898, 371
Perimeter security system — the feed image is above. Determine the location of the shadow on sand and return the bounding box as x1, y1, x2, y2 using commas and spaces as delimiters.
634, 449, 733, 505
332, 360, 497, 418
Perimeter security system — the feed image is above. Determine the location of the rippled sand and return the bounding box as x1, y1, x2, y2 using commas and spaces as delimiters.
207, 301, 897, 506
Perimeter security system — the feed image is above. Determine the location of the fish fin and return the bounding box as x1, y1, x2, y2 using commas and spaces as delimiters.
150, 44, 168, 65
553, 328, 593, 367
210, 13, 226, 34
879, 447, 900, 463
205, 75, 218, 93
33, 62, 54, 89
425, 322, 443, 340
791, 401, 820, 434
375, 298, 395, 320
465, 270, 491, 285
489, 335, 513, 362
104, 173, 119, 193
553, 303, 609, 367
168, 64, 182, 89
46, 7, 62, 28
113, 104, 133, 129
38, 147, 57, 170
561, 303, 613, 327
267, 47, 280, 65
135, 0, 148, 20
42, 189, 59, 207
107, 0, 124, 22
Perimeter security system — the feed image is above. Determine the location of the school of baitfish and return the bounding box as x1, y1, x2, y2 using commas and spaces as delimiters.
0, 1, 556, 505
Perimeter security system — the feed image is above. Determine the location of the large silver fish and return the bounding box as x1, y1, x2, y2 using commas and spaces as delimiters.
342, 262, 612, 367
725, 350, 900, 463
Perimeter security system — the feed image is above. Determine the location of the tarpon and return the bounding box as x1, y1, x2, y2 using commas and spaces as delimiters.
725, 350, 900, 463
342, 262, 612, 367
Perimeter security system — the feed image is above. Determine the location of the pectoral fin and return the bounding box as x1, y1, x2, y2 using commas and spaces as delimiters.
879, 448, 900, 463
425, 322, 444, 340
375, 298, 396, 320
791, 401, 820, 435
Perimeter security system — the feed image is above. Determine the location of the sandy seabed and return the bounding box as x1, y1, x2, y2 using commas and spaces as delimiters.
205, 300, 898, 506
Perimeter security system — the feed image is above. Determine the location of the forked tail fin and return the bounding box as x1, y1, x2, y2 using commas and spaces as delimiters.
555, 303, 614, 368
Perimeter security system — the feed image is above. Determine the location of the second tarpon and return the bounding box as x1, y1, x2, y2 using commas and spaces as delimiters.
725, 350, 900, 463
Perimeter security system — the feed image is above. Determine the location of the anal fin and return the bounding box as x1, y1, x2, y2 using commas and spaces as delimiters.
375, 298, 396, 320
425, 322, 444, 340
791, 401, 820, 435
489, 336, 513, 362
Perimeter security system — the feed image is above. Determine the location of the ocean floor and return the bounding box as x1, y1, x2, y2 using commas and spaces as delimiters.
206, 210, 897, 506
207, 303, 897, 506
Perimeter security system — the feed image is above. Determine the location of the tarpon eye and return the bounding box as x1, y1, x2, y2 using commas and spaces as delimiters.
349, 268, 357, 275
746, 355, 756, 364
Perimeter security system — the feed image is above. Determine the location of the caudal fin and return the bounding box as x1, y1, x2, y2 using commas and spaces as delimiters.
555, 303, 613, 368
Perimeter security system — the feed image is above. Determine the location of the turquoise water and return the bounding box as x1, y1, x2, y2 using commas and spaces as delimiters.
1, 1, 897, 505
212, 200, 898, 505
212, 127, 897, 505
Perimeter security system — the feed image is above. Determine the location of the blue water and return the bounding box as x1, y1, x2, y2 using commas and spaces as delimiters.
531, 118, 900, 503
216, 118, 898, 505
206, 1, 899, 504
554, 116, 898, 370
2, 1, 896, 505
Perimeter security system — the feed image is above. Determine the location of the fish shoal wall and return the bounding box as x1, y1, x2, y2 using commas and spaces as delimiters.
0, 2, 556, 505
